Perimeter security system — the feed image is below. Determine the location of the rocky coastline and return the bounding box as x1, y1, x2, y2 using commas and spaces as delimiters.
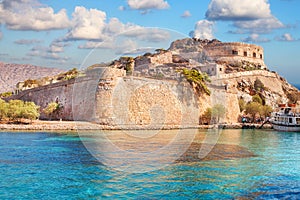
0, 120, 272, 131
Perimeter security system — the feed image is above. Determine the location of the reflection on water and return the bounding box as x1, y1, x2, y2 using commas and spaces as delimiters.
0, 129, 299, 199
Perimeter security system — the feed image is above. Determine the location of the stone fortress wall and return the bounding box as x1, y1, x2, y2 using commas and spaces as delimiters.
204, 42, 265, 68
7, 38, 294, 127
9, 67, 199, 128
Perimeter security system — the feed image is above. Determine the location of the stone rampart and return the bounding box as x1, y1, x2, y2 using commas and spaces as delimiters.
204, 42, 265, 67
95, 76, 199, 129
211, 70, 278, 81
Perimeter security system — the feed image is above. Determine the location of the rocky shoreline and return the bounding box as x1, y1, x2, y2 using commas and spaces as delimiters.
0, 120, 273, 131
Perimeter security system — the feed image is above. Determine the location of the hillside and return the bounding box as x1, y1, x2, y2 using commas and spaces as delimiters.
0, 62, 64, 93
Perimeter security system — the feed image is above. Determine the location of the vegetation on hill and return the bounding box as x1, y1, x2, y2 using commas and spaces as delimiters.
0, 91, 13, 98
57, 68, 80, 81
180, 68, 211, 95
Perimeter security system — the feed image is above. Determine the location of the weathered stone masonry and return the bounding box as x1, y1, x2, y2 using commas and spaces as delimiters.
10, 67, 199, 128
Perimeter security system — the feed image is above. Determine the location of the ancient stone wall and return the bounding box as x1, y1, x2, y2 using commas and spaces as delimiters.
204, 42, 265, 68
134, 51, 173, 74
9, 67, 126, 121
96, 76, 199, 129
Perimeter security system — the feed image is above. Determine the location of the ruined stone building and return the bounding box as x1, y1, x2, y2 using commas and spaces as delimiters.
132, 38, 266, 78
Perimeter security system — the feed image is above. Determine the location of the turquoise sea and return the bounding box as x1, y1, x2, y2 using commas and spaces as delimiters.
0, 129, 299, 199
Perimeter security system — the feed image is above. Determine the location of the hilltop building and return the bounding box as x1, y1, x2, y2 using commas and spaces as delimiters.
130, 38, 266, 78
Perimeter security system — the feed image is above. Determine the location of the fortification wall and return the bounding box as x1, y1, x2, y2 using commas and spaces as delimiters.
134, 51, 173, 72
204, 42, 265, 67
9, 67, 126, 121
95, 76, 199, 129
9, 77, 98, 120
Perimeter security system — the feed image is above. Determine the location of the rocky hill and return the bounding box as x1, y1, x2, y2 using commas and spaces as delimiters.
0, 62, 64, 93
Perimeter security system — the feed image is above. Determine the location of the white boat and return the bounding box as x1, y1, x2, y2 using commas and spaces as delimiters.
271, 105, 300, 132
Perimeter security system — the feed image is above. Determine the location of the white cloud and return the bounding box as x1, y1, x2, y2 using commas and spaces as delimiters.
190, 20, 215, 40
233, 16, 284, 33
121, 27, 170, 42
27, 45, 69, 61
14, 39, 42, 45
66, 6, 107, 40
105, 18, 139, 35
127, 0, 169, 10
275, 33, 299, 41
0, 0, 70, 31
78, 39, 138, 55
118, 6, 126, 11
181, 10, 191, 18
79, 27, 170, 49
241, 33, 270, 43
49, 41, 70, 53
206, 0, 272, 21
65, 8, 170, 43
205, 0, 284, 34
78, 39, 114, 49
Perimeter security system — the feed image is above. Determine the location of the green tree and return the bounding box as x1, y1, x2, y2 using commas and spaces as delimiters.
200, 107, 212, 125
0, 99, 8, 120
259, 105, 273, 119
211, 104, 226, 123
43, 102, 63, 120
252, 94, 263, 105
245, 102, 261, 122
254, 78, 265, 92
6, 100, 39, 122
22, 102, 40, 120
238, 98, 246, 112
7, 100, 24, 121
181, 68, 211, 95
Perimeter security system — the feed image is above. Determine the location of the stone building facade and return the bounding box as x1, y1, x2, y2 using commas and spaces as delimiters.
204, 42, 266, 69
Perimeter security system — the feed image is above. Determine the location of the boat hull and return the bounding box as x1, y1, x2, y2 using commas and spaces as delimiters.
272, 124, 300, 132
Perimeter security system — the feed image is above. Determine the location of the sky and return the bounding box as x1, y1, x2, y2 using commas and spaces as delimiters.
0, 0, 300, 84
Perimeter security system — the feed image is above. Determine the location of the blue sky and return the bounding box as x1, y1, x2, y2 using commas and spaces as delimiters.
0, 0, 300, 83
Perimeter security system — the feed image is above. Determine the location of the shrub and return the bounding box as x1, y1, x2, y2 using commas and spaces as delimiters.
245, 102, 261, 122
0, 99, 8, 120
211, 104, 226, 123
238, 98, 246, 112
200, 107, 212, 125
43, 102, 63, 120
0, 91, 13, 98
252, 94, 263, 105
181, 68, 211, 95
5, 100, 39, 122
254, 78, 265, 92
259, 105, 273, 118
200, 104, 226, 124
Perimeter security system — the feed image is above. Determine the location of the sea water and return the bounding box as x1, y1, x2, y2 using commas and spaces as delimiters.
0, 129, 299, 199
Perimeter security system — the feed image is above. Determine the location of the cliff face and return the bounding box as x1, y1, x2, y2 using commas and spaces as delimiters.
207, 70, 299, 123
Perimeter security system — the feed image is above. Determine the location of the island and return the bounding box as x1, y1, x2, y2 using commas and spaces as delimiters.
1, 38, 299, 130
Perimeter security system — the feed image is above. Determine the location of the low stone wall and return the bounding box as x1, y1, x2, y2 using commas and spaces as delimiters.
211, 70, 277, 80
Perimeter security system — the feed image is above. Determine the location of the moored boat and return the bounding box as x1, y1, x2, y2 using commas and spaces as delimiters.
270, 104, 300, 132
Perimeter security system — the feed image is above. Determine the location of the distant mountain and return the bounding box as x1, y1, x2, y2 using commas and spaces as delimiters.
0, 62, 65, 93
